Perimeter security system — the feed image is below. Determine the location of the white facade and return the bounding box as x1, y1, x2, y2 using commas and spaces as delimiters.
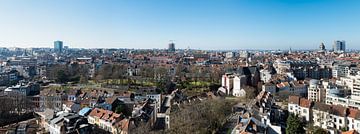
352, 74, 360, 100
347, 116, 360, 132
332, 64, 350, 78
232, 88, 246, 97
260, 69, 272, 83
288, 103, 300, 115
308, 79, 324, 102
313, 109, 332, 129
331, 114, 346, 130
221, 74, 234, 94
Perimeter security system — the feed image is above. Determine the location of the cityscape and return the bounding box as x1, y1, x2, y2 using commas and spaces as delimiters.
1, 0, 360, 134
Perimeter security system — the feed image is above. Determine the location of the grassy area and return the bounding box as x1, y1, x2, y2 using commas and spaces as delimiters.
189, 81, 211, 87
94, 79, 157, 86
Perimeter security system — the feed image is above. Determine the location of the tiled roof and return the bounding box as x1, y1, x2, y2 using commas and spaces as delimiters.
342, 130, 358, 134
89, 108, 105, 118
330, 105, 347, 117
348, 108, 360, 119
105, 96, 118, 104
288, 96, 300, 105
299, 98, 311, 108
313, 102, 331, 111
89, 108, 121, 122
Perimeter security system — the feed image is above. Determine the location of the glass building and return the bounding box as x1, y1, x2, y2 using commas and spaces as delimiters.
333, 40, 346, 52
54, 40, 63, 53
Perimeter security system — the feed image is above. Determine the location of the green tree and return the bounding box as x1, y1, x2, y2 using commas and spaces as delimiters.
313, 127, 327, 134
79, 75, 88, 84
56, 70, 69, 83
286, 114, 305, 134
115, 105, 124, 114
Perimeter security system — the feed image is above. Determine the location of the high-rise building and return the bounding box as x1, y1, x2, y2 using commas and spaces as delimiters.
333, 40, 346, 52
319, 43, 325, 51
54, 41, 63, 53
168, 42, 175, 52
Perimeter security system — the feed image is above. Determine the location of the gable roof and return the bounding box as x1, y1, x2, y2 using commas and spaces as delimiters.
330, 105, 347, 117
105, 96, 118, 104
348, 108, 360, 119
313, 102, 331, 111
342, 130, 359, 134
299, 98, 312, 108
89, 108, 122, 123
288, 96, 300, 105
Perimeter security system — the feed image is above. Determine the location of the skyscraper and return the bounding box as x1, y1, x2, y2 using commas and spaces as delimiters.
54, 41, 63, 53
168, 41, 175, 52
333, 40, 346, 52
319, 43, 325, 51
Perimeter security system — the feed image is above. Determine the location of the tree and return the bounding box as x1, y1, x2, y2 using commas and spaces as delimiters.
79, 75, 88, 84
307, 124, 327, 134
286, 114, 305, 134
115, 105, 124, 114
313, 127, 327, 134
244, 86, 257, 99
165, 99, 236, 134
56, 70, 69, 83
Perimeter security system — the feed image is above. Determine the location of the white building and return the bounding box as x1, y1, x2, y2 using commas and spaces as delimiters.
288, 96, 312, 122
232, 75, 246, 96
260, 69, 272, 83
308, 79, 325, 102
347, 108, 360, 132
312, 102, 332, 129
221, 74, 234, 94
332, 64, 350, 78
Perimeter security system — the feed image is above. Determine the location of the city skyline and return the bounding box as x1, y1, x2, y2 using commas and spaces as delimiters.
1, 0, 360, 50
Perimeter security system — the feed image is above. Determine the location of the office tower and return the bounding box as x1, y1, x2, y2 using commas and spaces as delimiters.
168, 42, 175, 52
54, 41, 63, 53
333, 40, 346, 52
319, 43, 325, 51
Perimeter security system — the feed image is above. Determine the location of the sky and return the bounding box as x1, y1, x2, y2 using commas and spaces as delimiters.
0, 0, 360, 50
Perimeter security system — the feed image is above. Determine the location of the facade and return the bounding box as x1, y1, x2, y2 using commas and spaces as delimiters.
312, 102, 332, 129
333, 40, 346, 52
260, 69, 272, 83
332, 64, 351, 78
168, 42, 175, 52
288, 96, 312, 122
319, 42, 326, 51
347, 108, 360, 132
262, 83, 276, 94
4, 82, 40, 96
54, 41, 63, 53
47, 113, 91, 134
88, 108, 126, 134
326, 88, 360, 110
288, 96, 360, 132
233, 75, 246, 96
221, 74, 234, 95
308, 79, 325, 102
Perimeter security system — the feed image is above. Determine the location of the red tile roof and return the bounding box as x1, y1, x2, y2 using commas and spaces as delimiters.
89, 108, 122, 123
299, 98, 312, 108
288, 96, 300, 104
115, 119, 130, 132
330, 105, 347, 117
342, 130, 358, 134
348, 108, 360, 119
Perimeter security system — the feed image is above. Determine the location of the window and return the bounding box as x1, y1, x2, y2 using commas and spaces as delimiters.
290, 106, 293, 111
303, 109, 307, 113
339, 119, 342, 124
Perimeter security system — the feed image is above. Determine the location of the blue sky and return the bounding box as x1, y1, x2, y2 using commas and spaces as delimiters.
0, 0, 359, 50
